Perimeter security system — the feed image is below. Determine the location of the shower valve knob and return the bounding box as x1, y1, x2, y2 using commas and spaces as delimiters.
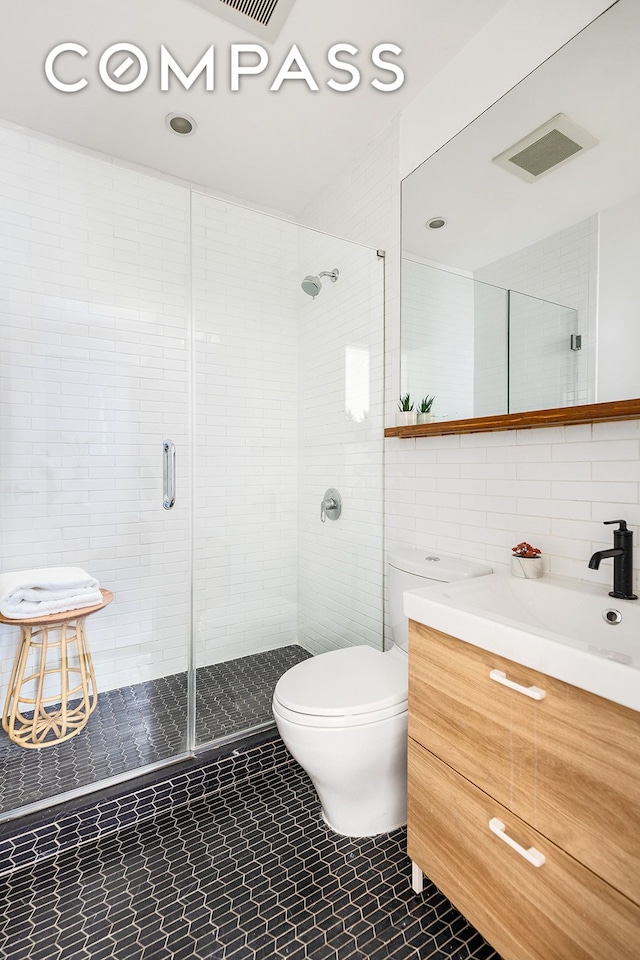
320, 488, 342, 523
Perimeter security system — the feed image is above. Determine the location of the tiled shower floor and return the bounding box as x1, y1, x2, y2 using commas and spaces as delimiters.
0, 751, 500, 960
0, 645, 310, 816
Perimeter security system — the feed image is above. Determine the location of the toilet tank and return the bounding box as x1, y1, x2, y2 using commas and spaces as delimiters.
388, 548, 492, 652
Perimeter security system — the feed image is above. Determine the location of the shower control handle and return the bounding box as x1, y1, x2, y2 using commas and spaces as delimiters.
163, 440, 176, 510
320, 488, 342, 523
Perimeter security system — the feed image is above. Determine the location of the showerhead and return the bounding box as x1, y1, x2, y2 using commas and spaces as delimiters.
301, 268, 339, 298
301, 276, 322, 298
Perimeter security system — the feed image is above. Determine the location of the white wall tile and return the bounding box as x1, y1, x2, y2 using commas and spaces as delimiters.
295, 225, 385, 656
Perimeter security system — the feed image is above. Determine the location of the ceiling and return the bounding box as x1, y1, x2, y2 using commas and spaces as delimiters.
0, 0, 508, 217
402, 0, 639, 271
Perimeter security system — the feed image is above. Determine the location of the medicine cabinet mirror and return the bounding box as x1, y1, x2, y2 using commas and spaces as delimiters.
394, 0, 640, 437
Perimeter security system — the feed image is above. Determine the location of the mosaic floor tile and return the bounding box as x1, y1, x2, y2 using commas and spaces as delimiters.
0, 757, 500, 960
0, 646, 310, 816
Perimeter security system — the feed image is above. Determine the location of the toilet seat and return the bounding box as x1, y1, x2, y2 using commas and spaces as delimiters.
273, 646, 407, 729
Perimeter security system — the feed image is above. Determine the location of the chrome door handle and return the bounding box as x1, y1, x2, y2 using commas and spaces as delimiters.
163, 440, 176, 509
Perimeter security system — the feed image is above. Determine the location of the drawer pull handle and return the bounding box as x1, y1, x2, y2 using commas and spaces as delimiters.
489, 818, 546, 868
489, 669, 546, 700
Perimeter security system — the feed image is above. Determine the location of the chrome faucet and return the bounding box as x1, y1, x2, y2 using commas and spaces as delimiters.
588, 520, 638, 600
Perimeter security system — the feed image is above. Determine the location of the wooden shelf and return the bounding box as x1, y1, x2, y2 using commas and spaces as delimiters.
384, 398, 640, 439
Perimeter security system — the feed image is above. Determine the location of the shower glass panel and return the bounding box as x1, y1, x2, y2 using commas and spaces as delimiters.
297, 231, 385, 660
508, 291, 580, 412
191, 196, 385, 749
191, 195, 301, 746
0, 129, 192, 820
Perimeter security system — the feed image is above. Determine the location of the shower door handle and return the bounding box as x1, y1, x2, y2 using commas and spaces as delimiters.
163, 440, 176, 509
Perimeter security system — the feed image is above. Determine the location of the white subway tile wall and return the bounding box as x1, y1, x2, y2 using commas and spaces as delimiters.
0, 127, 192, 701
297, 231, 385, 655
385, 422, 640, 592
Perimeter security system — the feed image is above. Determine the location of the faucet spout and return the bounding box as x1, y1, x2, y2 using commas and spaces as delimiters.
588, 547, 623, 570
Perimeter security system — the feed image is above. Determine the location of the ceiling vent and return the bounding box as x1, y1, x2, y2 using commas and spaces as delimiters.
492, 114, 599, 183
186, 0, 296, 41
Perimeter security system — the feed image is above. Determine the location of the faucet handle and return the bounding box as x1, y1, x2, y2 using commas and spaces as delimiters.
320, 487, 342, 523
604, 520, 629, 531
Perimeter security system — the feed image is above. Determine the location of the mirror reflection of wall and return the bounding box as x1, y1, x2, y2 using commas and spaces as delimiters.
402, 261, 580, 419
401, 0, 640, 422
401, 260, 478, 421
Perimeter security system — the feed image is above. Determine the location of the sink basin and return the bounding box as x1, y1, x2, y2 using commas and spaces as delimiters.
404, 573, 640, 711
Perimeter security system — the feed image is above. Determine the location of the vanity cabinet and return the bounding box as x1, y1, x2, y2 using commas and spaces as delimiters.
407, 620, 640, 960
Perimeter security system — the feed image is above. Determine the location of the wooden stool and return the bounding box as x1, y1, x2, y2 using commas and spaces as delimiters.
1, 589, 113, 749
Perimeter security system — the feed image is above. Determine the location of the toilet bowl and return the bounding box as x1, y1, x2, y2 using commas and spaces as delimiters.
273, 645, 408, 836
272, 549, 492, 837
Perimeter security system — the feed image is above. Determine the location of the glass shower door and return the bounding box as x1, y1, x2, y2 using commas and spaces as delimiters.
0, 130, 192, 818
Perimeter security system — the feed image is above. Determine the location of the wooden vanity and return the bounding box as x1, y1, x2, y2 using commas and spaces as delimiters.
407, 620, 640, 959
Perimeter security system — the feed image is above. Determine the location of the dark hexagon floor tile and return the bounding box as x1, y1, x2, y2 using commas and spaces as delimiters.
0, 744, 501, 960
0, 645, 311, 815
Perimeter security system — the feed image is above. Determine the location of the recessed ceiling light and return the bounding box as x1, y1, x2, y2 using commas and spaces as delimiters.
425, 217, 446, 230
166, 113, 197, 136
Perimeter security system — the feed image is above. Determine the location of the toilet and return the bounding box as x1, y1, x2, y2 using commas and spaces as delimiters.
272, 549, 492, 837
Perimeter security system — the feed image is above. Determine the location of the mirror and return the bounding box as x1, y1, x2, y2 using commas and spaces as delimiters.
400, 0, 640, 430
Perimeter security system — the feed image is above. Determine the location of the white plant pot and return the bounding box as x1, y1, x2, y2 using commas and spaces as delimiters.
416, 413, 435, 424
396, 411, 415, 427
511, 555, 544, 579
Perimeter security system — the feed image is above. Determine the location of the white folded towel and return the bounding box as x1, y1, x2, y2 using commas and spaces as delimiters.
0, 567, 103, 619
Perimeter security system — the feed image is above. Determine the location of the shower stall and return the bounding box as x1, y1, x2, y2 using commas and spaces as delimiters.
0, 125, 385, 822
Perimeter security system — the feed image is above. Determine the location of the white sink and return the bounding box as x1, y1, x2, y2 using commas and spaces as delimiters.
404, 573, 640, 711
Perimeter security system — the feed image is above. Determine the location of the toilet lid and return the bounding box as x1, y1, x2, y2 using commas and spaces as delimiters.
273, 646, 407, 718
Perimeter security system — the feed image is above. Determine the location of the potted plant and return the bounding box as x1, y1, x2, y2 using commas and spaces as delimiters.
511, 541, 543, 579
417, 395, 435, 424
396, 393, 415, 427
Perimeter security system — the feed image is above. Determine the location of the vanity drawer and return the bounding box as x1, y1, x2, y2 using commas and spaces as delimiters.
408, 739, 640, 960
409, 621, 536, 813
409, 621, 640, 904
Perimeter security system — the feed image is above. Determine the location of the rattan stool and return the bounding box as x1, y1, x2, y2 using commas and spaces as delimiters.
1, 589, 113, 749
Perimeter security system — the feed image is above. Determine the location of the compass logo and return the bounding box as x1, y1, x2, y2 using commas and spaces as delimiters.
44, 42, 405, 94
